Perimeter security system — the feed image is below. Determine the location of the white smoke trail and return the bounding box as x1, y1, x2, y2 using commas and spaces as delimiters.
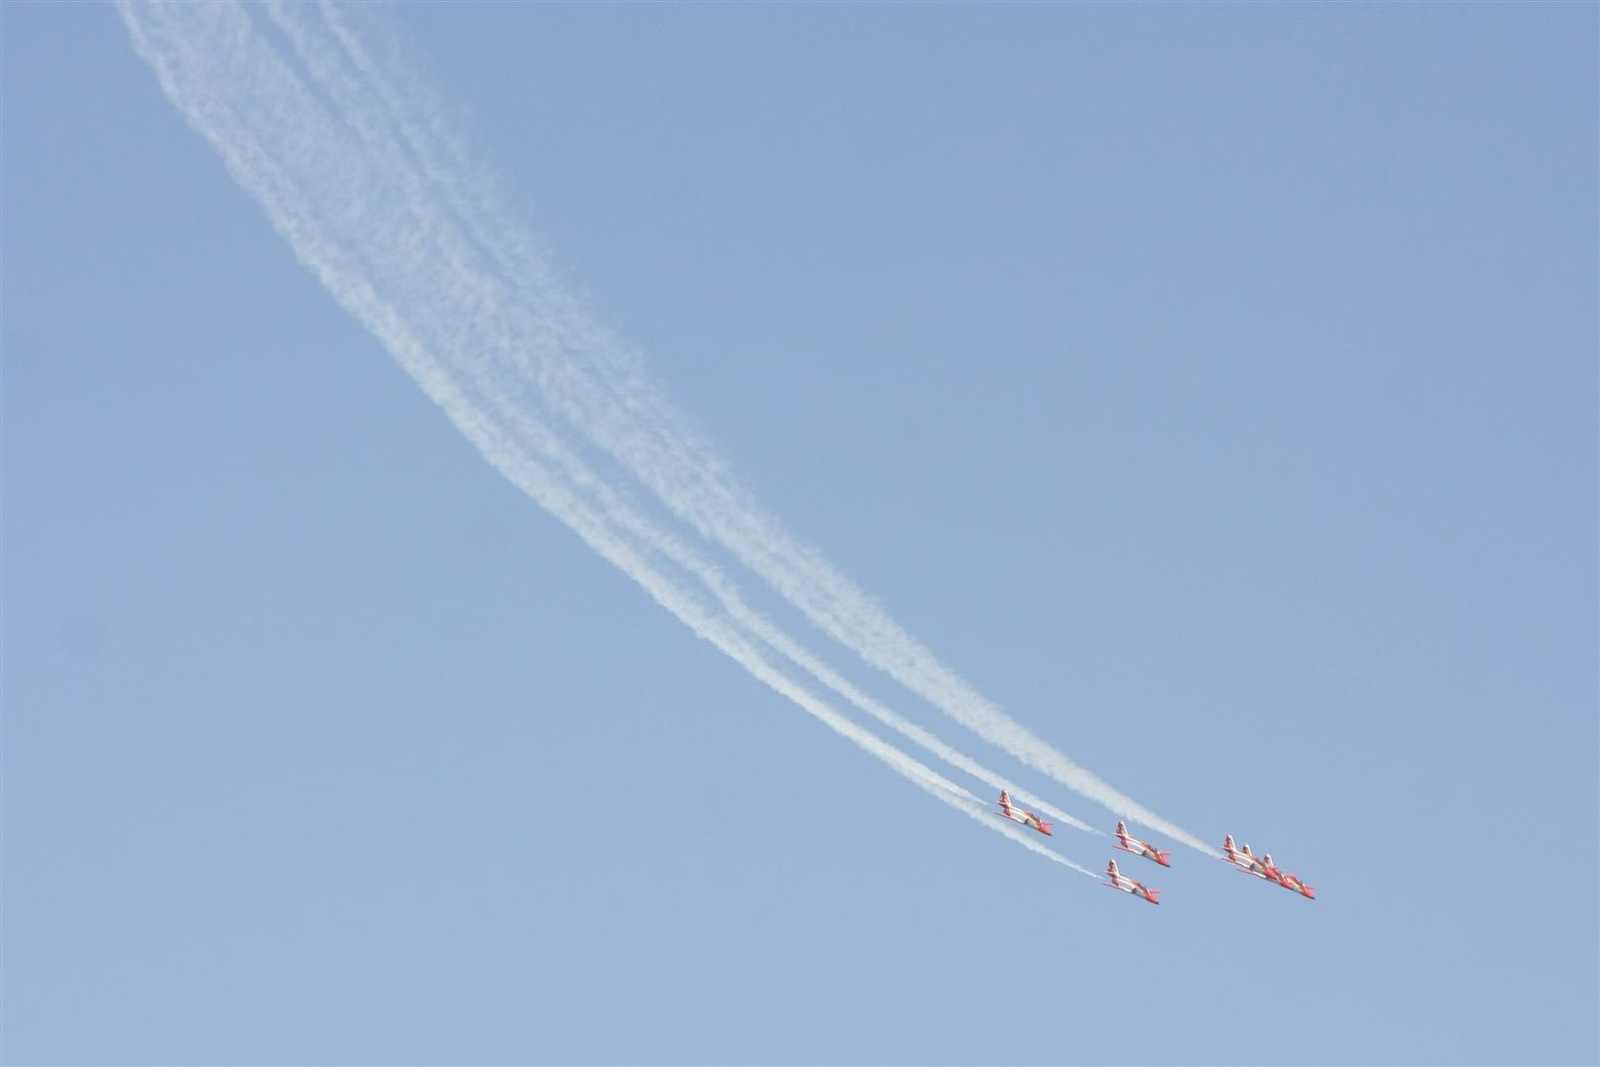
116, 0, 1102, 878
268, 2, 1213, 855
253, 0, 1103, 841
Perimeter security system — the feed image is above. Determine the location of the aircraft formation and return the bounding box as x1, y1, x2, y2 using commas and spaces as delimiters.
1221, 834, 1317, 899
994, 792, 1316, 907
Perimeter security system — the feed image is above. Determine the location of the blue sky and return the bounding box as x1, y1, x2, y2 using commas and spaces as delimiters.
4, 3, 1596, 1065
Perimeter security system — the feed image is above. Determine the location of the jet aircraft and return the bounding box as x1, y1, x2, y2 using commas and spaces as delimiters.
1273, 870, 1316, 899
1224, 836, 1316, 899
994, 791, 1053, 836
1104, 859, 1161, 905
1113, 821, 1171, 866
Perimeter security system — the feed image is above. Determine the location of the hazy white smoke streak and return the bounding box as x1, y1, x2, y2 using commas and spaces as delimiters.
117, 0, 1101, 878
269, 2, 1212, 855
242, 0, 1103, 841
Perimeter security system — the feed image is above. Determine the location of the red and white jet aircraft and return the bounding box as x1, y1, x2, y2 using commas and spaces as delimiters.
1223, 836, 1316, 899
1113, 821, 1171, 867
994, 791, 1052, 836
1271, 869, 1316, 900
1104, 860, 1161, 905
1222, 835, 1278, 880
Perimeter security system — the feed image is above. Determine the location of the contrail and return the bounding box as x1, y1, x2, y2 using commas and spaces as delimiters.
253, 0, 1102, 841
263, 2, 1214, 854
116, 0, 1103, 877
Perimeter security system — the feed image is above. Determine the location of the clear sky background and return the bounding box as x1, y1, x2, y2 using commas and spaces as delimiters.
4, 3, 1596, 1065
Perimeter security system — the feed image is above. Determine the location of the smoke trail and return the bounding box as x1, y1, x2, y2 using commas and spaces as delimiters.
117, 0, 1103, 877
259, 0, 1103, 841
269, 2, 1211, 854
